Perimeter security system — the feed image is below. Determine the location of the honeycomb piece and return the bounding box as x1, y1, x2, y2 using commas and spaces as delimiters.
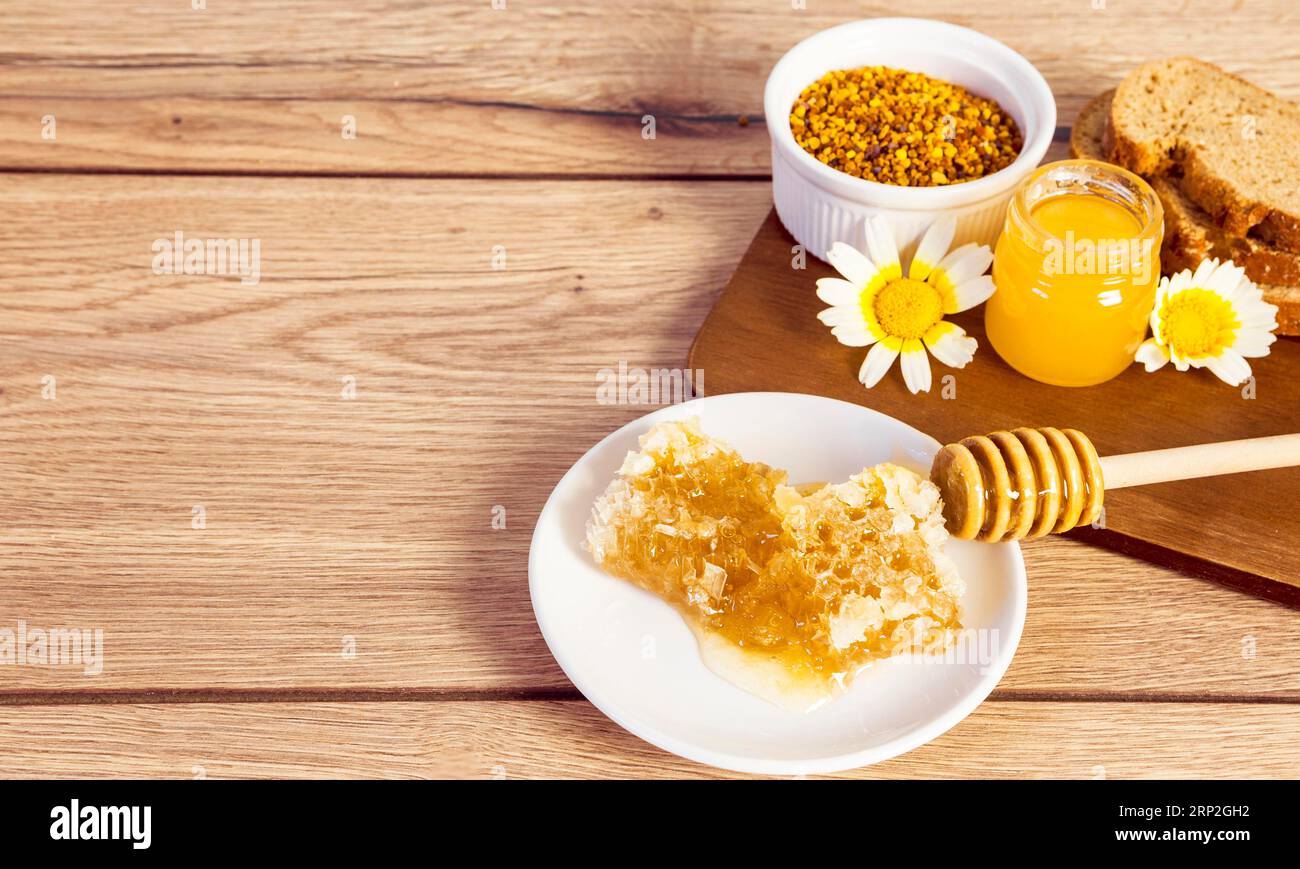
586, 418, 964, 711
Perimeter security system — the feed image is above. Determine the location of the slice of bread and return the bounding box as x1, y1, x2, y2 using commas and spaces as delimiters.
1071, 89, 1300, 335
1108, 57, 1300, 251
1149, 176, 1300, 288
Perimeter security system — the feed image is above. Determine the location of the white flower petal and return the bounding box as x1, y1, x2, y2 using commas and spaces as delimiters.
831, 323, 876, 347
1232, 328, 1276, 358
1190, 257, 1219, 289
1159, 272, 1179, 298
858, 339, 901, 388
1235, 297, 1279, 331
923, 322, 977, 368
1205, 259, 1247, 296
816, 277, 863, 307
826, 242, 877, 288
1135, 337, 1169, 372
1221, 266, 1265, 306
933, 243, 993, 288
947, 274, 996, 314
908, 216, 955, 282
817, 305, 863, 327
1204, 347, 1252, 386
899, 338, 932, 393
1234, 282, 1266, 307
864, 216, 901, 276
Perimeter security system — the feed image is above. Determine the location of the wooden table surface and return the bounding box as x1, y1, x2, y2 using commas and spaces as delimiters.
3, 0, 1299, 779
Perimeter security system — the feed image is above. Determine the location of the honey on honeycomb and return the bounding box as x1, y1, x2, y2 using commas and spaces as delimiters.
586, 418, 964, 711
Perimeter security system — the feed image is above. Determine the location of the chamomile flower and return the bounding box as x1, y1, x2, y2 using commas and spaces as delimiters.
816, 215, 993, 394
1134, 258, 1278, 386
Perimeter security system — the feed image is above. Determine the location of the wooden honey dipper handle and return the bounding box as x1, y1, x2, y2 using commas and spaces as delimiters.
931, 429, 1300, 543
1098, 433, 1300, 489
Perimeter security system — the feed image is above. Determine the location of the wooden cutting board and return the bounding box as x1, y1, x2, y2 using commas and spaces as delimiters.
689, 209, 1300, 607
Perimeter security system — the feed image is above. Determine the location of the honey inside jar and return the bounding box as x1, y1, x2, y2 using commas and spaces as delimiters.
586, 419, 964, 712
985, 160, 1164, 387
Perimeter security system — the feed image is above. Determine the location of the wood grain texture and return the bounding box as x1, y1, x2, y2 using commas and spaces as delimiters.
3, 700, 1297, 779
2, 175, 1299, 701
0, 97, 768, 178
4, 0, 1300, 779
1, 1, 1297, 174
0, 174, 763, 692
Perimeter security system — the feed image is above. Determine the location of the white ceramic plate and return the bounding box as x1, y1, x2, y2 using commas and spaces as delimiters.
529, 392, 1027, 775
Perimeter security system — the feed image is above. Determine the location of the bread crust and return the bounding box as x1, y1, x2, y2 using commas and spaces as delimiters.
1069, 90, 1111, 162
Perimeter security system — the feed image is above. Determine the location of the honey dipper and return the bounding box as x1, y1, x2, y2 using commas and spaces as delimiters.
929, 428, 1300, 542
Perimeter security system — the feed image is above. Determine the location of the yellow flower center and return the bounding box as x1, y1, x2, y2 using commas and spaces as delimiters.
1158, 288, 1239, 358
870, 278, 943, 339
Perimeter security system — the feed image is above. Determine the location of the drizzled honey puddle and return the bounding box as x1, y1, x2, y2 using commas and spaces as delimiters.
586, 419, 964, 712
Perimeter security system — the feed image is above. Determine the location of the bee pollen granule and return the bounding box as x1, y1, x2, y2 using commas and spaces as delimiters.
790, 66, 1023, 187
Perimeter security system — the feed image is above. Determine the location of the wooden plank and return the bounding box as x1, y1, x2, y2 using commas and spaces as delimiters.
3, 699, 1297, 778
0, 174, 765, 693
0, 98, 768, 177
2, 175, 1300, 699
1, 1, 1296, 174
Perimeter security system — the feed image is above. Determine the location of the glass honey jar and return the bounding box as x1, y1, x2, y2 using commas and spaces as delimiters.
985, 160, 1164, 387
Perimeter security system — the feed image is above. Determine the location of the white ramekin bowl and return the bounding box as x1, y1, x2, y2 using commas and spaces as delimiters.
765, 18, 1056, 262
